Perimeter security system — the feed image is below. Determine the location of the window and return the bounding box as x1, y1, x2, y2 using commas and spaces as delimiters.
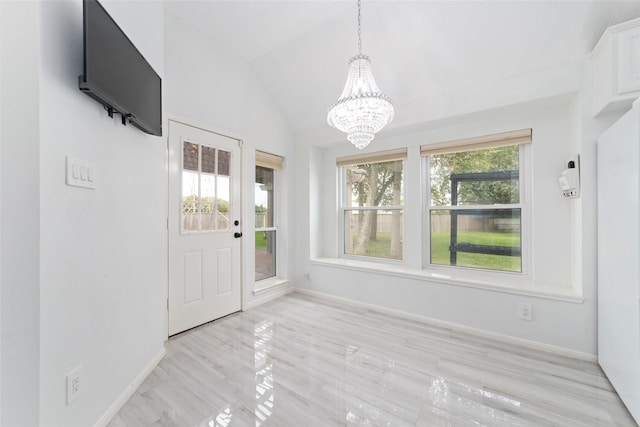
422, 129, 531, 273
338, 148, 406, 260
182, 141, 231, 233
255, 151, 282, 281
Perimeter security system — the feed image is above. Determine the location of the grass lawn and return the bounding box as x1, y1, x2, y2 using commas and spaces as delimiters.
351, 231, 521, 271
365, 232, 402, 259
347, 232, 403, 259
431, 231, 521, 272
255, 231, 267, 249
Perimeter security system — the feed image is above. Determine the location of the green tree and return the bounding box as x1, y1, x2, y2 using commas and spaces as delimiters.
430, 145, 519, 206
347, 160, 403, 257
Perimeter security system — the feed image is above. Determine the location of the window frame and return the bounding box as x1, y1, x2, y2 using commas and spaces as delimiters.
255, 151, 282, 283
422, 130, 531, 275
337, 149, 407, 263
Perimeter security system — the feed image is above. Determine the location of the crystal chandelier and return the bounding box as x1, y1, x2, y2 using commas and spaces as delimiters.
327, 0, 394, 150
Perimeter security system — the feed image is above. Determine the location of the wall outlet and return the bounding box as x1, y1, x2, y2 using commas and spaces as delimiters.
518, 303, 532, 321
303, 271, 310, 280
66, 366, 82, 405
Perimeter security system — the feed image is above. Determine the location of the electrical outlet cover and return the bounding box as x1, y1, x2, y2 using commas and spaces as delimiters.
518, 303, 533, 321
66, 366, 82, 405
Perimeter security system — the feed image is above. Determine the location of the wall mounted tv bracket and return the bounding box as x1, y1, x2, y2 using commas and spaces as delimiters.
104, 106, 133, 126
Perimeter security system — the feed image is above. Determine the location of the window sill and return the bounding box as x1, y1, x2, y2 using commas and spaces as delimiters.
253, 277, 290, 296
309, 257, 584, 303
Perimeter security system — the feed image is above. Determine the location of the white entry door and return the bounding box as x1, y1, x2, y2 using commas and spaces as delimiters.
168, 120, 242, 336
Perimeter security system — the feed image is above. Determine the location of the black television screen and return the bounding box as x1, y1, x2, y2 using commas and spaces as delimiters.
79, 0, 162, 136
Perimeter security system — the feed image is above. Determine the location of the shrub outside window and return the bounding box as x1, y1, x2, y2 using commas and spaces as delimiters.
423, 129, 531, 273
339, 149, 406, 260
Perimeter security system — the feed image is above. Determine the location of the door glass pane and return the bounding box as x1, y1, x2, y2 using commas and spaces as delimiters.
201, 174, 215, 199
183, 142, 199, 171
182, 171, 199, 198
202, 146, 216, 174
430, 209, 521, 272
201, 202, 215, 231
182, 200, 199, 232
255, 230, 276, 281
216, 176, 230, 206
215, 176, 231, 230
344, 209, 403, 259
182, 165, 200, 232
218, 150, 231, 176
214, 208, 230, 230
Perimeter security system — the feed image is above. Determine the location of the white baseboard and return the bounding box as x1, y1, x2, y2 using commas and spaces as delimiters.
294, 288, 597, 363
94, 347, 166, 427
253, 278, 290, 296
244, 283, 294, 310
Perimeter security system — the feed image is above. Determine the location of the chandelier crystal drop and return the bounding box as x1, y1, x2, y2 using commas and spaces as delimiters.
327, 0, 394, 150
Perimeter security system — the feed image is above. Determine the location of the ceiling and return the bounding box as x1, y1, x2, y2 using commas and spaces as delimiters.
165, 1, 640, 136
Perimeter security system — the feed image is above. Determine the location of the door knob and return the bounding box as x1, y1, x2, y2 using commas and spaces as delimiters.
234, 232, 243, 238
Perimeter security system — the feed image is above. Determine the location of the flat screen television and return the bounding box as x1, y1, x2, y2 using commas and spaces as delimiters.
78, 0, 162, 136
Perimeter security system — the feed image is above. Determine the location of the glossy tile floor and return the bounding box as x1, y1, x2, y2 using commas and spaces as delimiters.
109, 292, 637, 426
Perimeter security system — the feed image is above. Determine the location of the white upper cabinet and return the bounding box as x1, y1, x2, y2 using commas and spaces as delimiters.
592, 17, 640, 116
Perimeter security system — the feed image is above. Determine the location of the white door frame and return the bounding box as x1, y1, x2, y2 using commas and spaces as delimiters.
165, 117, 244, 338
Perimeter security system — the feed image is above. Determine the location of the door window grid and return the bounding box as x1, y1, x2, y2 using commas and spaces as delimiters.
181, 140, 232, 233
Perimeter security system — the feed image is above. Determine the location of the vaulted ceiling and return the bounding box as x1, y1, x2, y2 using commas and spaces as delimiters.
165, 1, 640, 138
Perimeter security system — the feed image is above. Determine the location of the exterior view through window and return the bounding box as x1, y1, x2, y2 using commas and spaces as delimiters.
428, 144, 522, 272
182, 141, 231, 233
255, 166, 275, 281
340, 150, 405, 260
255, 151, 282, 282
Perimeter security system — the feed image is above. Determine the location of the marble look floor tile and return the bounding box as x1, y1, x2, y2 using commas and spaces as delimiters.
108, 292, 637, 427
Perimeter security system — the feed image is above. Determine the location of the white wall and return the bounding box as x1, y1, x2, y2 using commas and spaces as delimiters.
0, 2, 41, 425
164, 14, 295, 308
37, 1, 166, 426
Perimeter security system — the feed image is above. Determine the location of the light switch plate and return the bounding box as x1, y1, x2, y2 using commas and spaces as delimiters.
66, 156, 96, 189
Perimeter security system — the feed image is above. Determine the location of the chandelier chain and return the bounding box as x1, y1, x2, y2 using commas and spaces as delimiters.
357, 0, 362, 54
